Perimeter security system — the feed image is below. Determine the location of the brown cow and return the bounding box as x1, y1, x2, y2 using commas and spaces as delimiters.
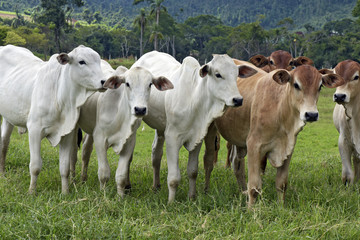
222, 51, 314, 169
331, 60, 360, 185
204, 64, 344, 207
249, 50, 313, 72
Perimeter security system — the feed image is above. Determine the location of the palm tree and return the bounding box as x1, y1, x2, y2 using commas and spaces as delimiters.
133, 8, 148, 57
133, 0, 167, 51
150, 0, 167, 50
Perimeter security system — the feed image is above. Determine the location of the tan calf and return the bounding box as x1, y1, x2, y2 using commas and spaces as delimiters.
204, 65, 344, 207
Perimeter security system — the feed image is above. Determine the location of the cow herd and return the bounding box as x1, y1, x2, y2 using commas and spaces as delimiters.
0, 45, 358, 208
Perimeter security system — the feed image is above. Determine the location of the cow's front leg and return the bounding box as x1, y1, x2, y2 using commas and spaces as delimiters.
165, 135, 181, 203
28, 127, 43, 194
338, 135, 353, 185
93, 132, 110, 190
188, 142, 202, 200
81, 134, 94, 182
152, 130, 165, 190
275, 157, 291, 205
246, 139, 262, 207
0, 119, 14, 174
59, 129, 77, 194
116, 132, 136, 197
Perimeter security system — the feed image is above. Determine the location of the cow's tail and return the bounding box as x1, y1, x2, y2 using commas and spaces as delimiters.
77, 128, 83, 149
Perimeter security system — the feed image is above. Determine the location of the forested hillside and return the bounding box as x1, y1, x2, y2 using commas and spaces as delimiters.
0, 0, 357, 29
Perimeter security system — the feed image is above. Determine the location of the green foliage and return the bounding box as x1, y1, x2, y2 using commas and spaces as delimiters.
4, 31, 26, 45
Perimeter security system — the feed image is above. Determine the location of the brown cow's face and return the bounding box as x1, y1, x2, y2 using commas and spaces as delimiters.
333, 60, 360, 104
290, 65, 323, 122
268, 50, 293, 72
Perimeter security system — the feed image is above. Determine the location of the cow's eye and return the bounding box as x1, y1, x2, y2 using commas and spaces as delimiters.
149, 83, 153, 88
270, 60, 274, 65
289, 61, 294, 66
354, 75, 359, 81
126, 82, 130, 87
79, 60, 86, 65
294, 83, 300, 90
215, 73, 222, 78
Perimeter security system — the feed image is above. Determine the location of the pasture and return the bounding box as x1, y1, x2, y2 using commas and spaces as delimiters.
1, 87, 360, 239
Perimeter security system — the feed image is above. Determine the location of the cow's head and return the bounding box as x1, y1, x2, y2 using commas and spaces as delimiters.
325, 60, 360, 105
57, 45, 106, 91
103, 66, 173, 117
249, 50, 313, 72
272, 65, 344, 122
199, 54, 256, 107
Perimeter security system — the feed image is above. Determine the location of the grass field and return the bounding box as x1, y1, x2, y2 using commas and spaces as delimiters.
1, 87, 360, 239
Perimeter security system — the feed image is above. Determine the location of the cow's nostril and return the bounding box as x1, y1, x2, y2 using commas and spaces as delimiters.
233, 97, 243, 107
305, 112, 318, 122
134, 107, 147, 116
334, 93, 346, 103
101, 80, 105, 86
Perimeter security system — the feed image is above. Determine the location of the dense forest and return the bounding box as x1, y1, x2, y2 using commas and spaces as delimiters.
1, 0, 357, 29
1, 0, 360, 68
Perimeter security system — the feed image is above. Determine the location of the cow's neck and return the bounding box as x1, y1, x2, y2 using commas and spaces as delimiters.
182, 75, 225, 151
101, 88, 140, 154
54, 66, 95, 144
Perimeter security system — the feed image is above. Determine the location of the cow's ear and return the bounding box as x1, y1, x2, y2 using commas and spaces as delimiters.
273, 70, 290, 85
152, 76, 174, 91
199, 65, 209, 77
249, 54, 268, 68
103, 75, 125, 89
322, 74, 345, 88
238, 65, 257, 78
57, 53, 71, 65
318, 68, 334, 75
293, 56, 313, 67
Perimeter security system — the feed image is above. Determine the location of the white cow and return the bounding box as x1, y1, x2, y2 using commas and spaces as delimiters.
0, 45, 105, 194
76, 60, 173, 196
131, 51, 257, 202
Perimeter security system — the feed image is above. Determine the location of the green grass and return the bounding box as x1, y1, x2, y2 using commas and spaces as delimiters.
1, 87, 360, 239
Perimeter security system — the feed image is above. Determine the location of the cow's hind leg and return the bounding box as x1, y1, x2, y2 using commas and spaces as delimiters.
203, 122, 218, 193
353, 154, 360, 184
81, 134, 94, 182
233, 146, 247, 192
275, 157, 291, 205
0, 119, 14, 174
188, 143, 202, 200
152, 130, 165, 190
116, 132, 136, 197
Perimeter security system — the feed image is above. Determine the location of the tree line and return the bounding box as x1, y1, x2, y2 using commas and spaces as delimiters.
1, 0, 360, 68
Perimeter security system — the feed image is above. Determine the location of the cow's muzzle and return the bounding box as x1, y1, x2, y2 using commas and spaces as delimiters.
334, 93, 347, 103
305, 112, 319, 122
232, 97, 243, 107
134, 107, 147, 117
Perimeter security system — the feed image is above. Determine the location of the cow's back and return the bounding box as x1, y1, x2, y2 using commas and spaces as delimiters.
0, 45, 44, 126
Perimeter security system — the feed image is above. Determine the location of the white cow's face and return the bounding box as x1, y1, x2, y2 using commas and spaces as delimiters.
199, 54, 244, 107
103, 67, 173, 117
58, 45, 105, 90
